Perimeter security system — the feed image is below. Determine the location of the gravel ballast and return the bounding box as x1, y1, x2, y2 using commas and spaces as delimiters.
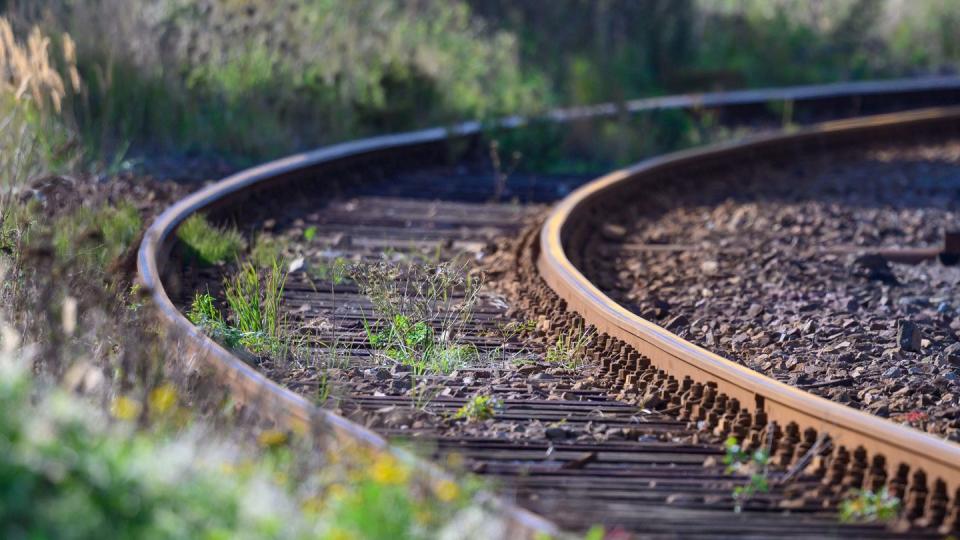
587, 140, 960, 441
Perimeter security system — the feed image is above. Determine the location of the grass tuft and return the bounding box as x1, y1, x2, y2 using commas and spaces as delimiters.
177, 214, 245, 266
223, 260, 287, 356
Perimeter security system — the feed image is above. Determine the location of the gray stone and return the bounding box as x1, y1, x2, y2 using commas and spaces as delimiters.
896, 320, 922, 353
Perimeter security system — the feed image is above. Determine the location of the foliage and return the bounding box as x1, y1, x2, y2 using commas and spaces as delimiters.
454, 395, 501, 423
223, 260, 287, 356
250, 233, 285, 269
545, 322, 594, 369
722, 436, 771, 513
8, 0, 541, 163
839, 488, 901, 524
0, 346, 478, 539
187, 291, 243, 350
51, 202, 142, 268
177, 214, 246, 266
354, 260, 482, 376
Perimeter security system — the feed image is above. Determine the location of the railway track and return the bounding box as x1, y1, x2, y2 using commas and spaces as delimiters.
139, 79, 960, 538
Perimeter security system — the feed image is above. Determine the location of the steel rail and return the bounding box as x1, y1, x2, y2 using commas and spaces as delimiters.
138, 79, 960, 536
539, 107, 960, 521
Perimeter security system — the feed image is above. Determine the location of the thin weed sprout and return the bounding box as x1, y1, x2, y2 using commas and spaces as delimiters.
490, 319, 537, 367
723, 426, 774, 513
545, 321, 595, 369
303, 255, 350, 405
353, 259, 482, 377
489, 140, 521, 202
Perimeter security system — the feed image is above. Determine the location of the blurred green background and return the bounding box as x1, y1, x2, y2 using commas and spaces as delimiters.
3, 0, 959, 167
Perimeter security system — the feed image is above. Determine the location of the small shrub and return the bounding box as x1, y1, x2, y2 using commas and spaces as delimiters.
722, 436, 771, 513
454, 395, 501, 422
839, 488, 901, 523
177, 214, 245, 266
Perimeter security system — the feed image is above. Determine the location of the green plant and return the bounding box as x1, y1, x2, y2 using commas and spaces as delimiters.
223, 260, 287, 356
250, 233, 285, 268
187, 291, 242, 349
839, 488, 901, 524
177, 214, 246, 266
545, 322, 594, 369
303, 226, 317, 243
454, 394, 501, 423
722, 436, 771, 513
51, 202, 142, 269
354, 260, 482, 376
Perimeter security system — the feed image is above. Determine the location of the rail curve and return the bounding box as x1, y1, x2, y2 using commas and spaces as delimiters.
138, 78, 960, 536
540, 107, 960, 530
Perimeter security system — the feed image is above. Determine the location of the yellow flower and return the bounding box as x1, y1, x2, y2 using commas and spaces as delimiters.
148, 383, 177, 414
433, 479, 460, 503
110, 395, 142, 421
257, 429, 288, 448
301, 496, 324, 514
327, 483, 348, 501
326, 528, 351, 540
370, 453, 409, 485
414, 509, 433, 525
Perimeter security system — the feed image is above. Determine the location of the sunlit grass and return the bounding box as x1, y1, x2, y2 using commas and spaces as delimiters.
177, 214, 246, 266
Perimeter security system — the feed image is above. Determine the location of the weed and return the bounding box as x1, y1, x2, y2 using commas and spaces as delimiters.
354, 260, 482, 376
545, 322, 594, 369
223, 260, 287, 356
723, 436, 771, 513
308, 256, 350, 285
454, 394, 501, 422
489, 139, 521, 201
250, 233, 284, 268
187, 291, 241, 349
839, 488, 901, 523
177, 214, 245, 266
303, 225, 317, 242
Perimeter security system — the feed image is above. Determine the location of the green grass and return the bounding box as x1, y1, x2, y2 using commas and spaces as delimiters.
454, 395, 501, 423
177, 214, 245, 266
0, 348, 478, 540
250, 234, 285, 269
223, 260, 287, 356
355, 261, 482, 376
51, 202, 142, 268
545, 323, 594, 370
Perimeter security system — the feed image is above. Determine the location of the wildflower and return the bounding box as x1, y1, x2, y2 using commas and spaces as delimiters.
110, 395, 141, 421
433, 479, 460, 503
257, 429, 289, 448
148, 383, 177, 414
326, 528, 351, 540
370, 453, 409, 485
301, 496, 324, 514
327, 483, 348, 501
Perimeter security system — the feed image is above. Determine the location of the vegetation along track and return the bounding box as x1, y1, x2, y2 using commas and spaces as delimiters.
139, 79, 960, 537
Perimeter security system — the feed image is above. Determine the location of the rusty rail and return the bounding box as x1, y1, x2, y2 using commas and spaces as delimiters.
539, 106, 960, 527
138, 80, 960, 535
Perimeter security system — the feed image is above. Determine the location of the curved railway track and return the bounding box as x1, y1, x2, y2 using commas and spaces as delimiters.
139, 79, 960, 538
